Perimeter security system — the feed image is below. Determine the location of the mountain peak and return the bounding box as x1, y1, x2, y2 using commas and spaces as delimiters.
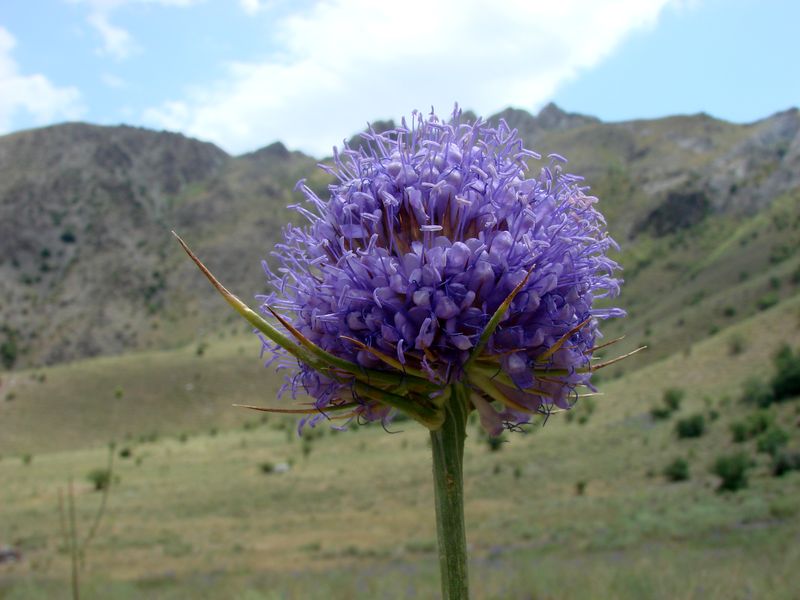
244, 141, 290, 161
535, 102, 599, 130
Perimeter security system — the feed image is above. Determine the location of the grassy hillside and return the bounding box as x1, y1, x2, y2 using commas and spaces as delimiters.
1, 287, 798, 599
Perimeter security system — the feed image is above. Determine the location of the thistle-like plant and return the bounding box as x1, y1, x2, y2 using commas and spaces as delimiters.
175, 107, 632, 599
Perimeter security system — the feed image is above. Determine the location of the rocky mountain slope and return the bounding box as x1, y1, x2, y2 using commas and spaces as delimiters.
1, 104, 798, 370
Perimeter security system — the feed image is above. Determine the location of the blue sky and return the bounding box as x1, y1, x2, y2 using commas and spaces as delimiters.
0, 0, 797, 156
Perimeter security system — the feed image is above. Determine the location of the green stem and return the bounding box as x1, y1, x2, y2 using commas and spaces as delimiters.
430, 382, 470, 600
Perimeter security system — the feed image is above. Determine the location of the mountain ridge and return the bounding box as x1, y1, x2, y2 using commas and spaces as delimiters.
1, 104, 799, 370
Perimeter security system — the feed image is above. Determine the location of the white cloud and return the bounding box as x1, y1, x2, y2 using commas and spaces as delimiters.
144, 0, 676, 156
72, 0, 201, 60
239, 0, 263, 15
101, 72, 128, 88
87, 10, 138, 59
0, 27, 84, 133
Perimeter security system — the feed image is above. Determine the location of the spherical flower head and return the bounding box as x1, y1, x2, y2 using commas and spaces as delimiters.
261, 108, 624, 434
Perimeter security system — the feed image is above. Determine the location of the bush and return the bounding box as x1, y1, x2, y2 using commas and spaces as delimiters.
259, 462, 274, 474
730, 421, 749, 443
675, 414, 706, 439
487, 436, 504, 452
747, 410, 773, 435
731, 410, 773, 443
301, 438, 313, 458
740, 377, 774, 407
0, 338, 18, 370
772, 452, 800, 477
663, 388, 684, 412
651, 388, 684, 420
756, 427, 789, 456
663, 457, 690, 482
757, 293, 779, 311
650, 406, 672, 420
87, 468, 112, 491
727, 334, 744, 356
712, 453, 750, 492
118, 447, 132, 459
772, 345, 800, 401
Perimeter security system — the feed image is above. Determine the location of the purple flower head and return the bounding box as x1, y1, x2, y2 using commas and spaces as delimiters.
260, 107, 624, 434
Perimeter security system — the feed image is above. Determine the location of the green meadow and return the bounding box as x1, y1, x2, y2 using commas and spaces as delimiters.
2, 294, 799, 599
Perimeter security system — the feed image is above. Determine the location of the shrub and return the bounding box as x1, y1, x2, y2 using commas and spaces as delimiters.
651, 388, 684, 420
650, 406, 672, 420
772, 452, 800, 477
301, 438, 313, 458
575, 480, 587, 496
675, 414, 706, 439
663, 457, 690, 482
772, 345, 800, 401
756, 427, 789, 456
711, 453, 750, 492
259, 462, 275, 474
0, 338, 18, 370
487, 436, 504, 452
663, 388, 684, 412
731, 410, 773, 443
747, 410, 774, 434
87, 468, 112, 491
740, 377, 774, 408
727, 334, 744, 356
118, 447, 132, 459
757, 293, 779, 311
730, 421, 749, 443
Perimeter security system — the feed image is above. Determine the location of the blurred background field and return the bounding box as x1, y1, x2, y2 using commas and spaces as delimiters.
1, 257, 799, 598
